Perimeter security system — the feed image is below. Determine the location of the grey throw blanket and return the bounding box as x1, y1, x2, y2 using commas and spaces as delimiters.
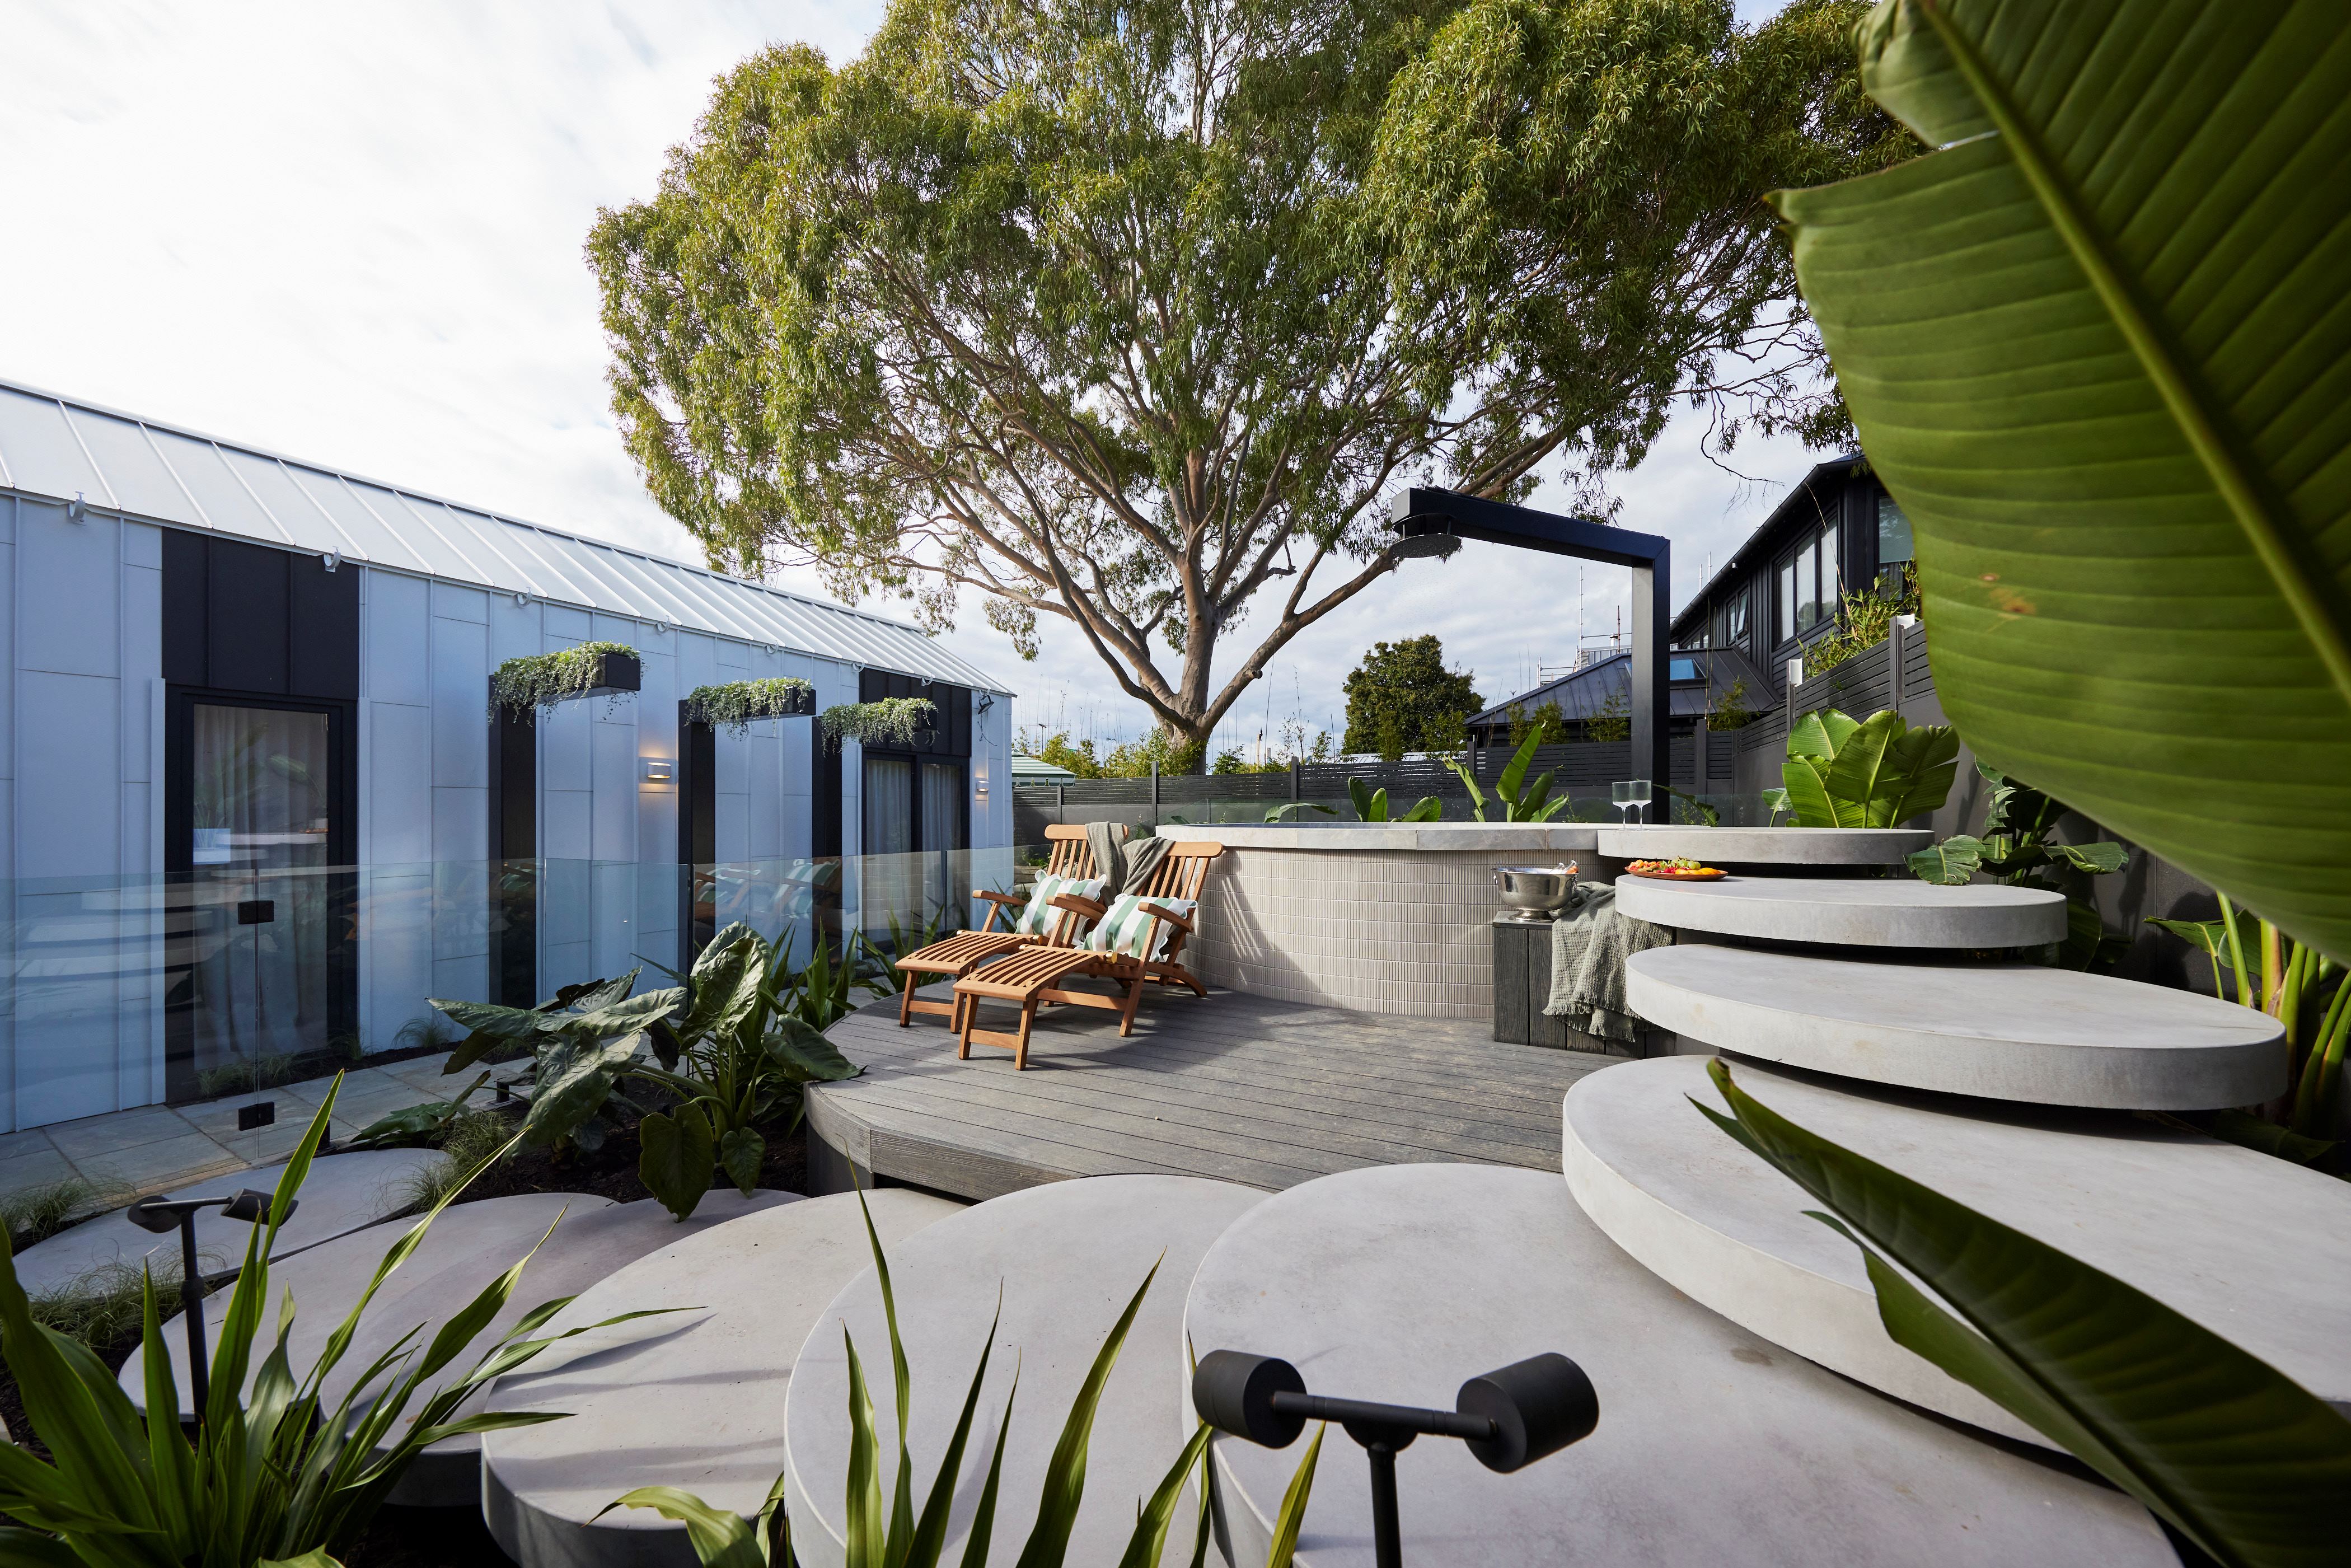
1545, 882, 1674, 1043
1084, 821, 1171, 902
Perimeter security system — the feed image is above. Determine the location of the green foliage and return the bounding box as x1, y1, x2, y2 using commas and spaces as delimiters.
683, 678, 816, 736
1582, 689, 1630, 745
855, 908, 956, 998
607, 1190, 1326, 1568
586, 0, 1888, 747
1696, 1059, 2351, 1568
1030, 733, 1104, 780
1343, 637, 1482, 762
345, 1072, 492, 1151
1505, 700, 1572, 748
491, 642, 639, 718
1705, 677, 1759, 732
432, 929, 863, 1218
1779, 708, 1957, 829
1773, 0, 2351, 964
0, 1086, 672, 1567
1802, 567, 1919, 678
821, 700, 936, 749
1446, 729, 1573, 822
1348, 776, 1443, 823
25, 1260, 186, 1355
196, 1052, 298, 1099
1908, 762, 2128, 970
2, 1177, 112, 1252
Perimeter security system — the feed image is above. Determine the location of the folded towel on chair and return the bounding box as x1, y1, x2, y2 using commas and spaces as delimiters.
1544, 882, 1673, 1044
1086, 820, 1171, 901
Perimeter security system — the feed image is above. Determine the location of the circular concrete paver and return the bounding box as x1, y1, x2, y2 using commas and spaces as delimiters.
16, 1148, 444, 1299
481, 1189, 964, 1568
1627, 944, 2285, 1108
785, 1176, 1266, 1568
1562, 1056, 2351, 1444
1612, 874, 2066, 948
1595, 825, 1933, 864
1185, 1162, 2172, 1566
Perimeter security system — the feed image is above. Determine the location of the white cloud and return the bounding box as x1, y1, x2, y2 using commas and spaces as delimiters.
0, 0, 1829, 757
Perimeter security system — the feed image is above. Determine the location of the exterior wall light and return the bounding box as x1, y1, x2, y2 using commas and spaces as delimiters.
974, 760, 990, 799
66, 492, 86, 523
320, 550, 340, 572
640, 757, 675, 784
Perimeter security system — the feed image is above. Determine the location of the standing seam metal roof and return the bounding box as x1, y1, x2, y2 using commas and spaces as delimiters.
0, 378, 1008, 694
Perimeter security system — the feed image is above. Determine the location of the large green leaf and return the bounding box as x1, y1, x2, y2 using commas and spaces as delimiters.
1694, 1060, 2351, 1567
1774, 0, 2351, 959
639, 1107, 717, 1220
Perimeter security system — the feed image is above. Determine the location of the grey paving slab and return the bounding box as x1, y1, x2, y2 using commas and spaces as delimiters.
0, 1146, 83, 1197
786, 1177, 1265, 1568
1561, 1056, 2351, 1439
1627, 944, 2286, 1108
1613, 873, 2066, 948
43, 1104, 195, 1161
1185, 1162, 2170, 1566
68, 1134, 247, 1194
17, 1148, 444, 1298
811, 991, 1611, 1200
482, 1190, 964, 1568
1595, 825, 1933, 863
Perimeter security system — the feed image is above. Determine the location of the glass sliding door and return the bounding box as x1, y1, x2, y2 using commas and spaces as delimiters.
181, 701, 338, 1086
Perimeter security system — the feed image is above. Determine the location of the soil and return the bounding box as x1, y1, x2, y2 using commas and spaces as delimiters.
0, 1115, 808, 1565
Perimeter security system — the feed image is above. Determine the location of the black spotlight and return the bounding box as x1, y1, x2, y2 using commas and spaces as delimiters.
128, 1187, 295, 1419
1193, 1349, 1598, 1568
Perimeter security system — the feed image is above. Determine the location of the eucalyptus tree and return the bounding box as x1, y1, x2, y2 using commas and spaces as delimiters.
588, 0, 1901, 759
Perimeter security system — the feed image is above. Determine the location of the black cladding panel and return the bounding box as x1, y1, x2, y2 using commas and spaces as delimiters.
855, 670, 972, 756
161, 530, 208, 685
289, 561, 359, 699
159, 532, 358, 698
209, 542, 289, 694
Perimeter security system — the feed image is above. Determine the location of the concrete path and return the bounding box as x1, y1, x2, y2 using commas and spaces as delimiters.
0, 1052, 479, 1214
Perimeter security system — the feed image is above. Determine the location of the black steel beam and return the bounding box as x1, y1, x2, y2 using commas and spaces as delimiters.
1389, 486, 1673, 792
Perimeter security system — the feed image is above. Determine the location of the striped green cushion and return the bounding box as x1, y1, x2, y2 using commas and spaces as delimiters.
1015, 874, 1106, 938
1085, 895, 1198, 959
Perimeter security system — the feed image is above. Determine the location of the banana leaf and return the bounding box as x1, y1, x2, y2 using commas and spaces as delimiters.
1773, 0, 2351, 961
1693, 1060, 2351, 1567
1907, 836, 1983, 885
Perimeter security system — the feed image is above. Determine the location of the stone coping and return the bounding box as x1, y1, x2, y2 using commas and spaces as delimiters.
1627, 945, 2286, 1109
482, 1190, 963, 1568
1562, 1057, 2351, 1440
1183, 1162, 2169, 1566
1163, 822, 1597, 852
1613, 874, 2066, 948
785, 1175, 1265, 1568
1595, 825, 1933, 863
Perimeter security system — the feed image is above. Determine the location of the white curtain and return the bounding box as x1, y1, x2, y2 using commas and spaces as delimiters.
920, 761, 964, 918
862, 755, 920, 932
188, 704, 331, 1079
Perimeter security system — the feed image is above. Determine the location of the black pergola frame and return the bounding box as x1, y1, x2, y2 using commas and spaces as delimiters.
1388, 487, 1672, 792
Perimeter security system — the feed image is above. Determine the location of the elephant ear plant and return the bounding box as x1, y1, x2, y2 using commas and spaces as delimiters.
433, 925, 863, 1220
0, 1084, 669, 1567
1776, 708, 1957, 830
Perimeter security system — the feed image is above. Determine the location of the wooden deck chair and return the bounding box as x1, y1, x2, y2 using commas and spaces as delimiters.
951, 841, 1223, 1068
893, 823, 1126, 1030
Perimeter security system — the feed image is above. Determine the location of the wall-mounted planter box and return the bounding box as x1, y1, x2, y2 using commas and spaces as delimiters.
582, 650, 641, 699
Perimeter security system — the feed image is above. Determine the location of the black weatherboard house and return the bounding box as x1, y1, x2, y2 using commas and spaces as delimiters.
1668, 452, 1916, 698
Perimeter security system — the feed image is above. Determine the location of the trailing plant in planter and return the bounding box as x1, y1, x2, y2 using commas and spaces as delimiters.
683, 677, 815, 736
491, 641, 641, 718
821, 697, 936, 747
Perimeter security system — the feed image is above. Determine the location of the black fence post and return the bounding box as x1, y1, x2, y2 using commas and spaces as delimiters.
1290, 759, 1300, 802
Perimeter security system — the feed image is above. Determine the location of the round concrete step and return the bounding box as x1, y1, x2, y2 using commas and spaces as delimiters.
481, 1189, 963, 1568
1561, 1056, 2351, 1441
1595, 826, 1931, 864
1627, 944, 2284, 1108
123, 1190, 802, 1505
784, 1176, 1265, 1568
1182, 1163, 2169, 1566
1613, 874, 2064, 948
16, 1147, 444, 1300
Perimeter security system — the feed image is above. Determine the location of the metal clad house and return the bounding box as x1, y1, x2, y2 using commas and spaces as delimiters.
0, 379, 1012, 1133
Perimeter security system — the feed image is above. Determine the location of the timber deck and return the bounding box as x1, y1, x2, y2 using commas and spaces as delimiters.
807, 981, 1624, 1201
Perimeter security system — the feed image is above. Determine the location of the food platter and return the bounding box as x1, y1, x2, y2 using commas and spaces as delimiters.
1624, 859, 1726, 881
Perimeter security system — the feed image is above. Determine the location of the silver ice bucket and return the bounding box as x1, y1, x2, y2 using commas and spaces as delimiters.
1492, 863, 1579, 918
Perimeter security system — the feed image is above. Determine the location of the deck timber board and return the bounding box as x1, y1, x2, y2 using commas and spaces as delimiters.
811, 984, 1622, 1200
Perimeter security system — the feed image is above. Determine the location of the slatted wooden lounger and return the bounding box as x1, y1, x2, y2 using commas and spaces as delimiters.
893, 822, 1126, 1031
951, 841, 1223, 1068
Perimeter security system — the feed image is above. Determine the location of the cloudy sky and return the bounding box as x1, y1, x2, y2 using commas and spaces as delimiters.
0, 0, 1816, 756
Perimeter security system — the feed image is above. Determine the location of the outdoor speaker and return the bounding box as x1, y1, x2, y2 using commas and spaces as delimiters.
1457, 1354, 1599, 1473
221, 1190, 292, 1225
1194, 1350, 1308, 1448
126, 1195, 182, 1234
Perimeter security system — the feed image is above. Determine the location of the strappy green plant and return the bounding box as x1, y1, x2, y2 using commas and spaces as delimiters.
1446, 729, 1573, 823
607, 1190, 1327, 1567
0, 1085, 670, 1567
1697, 1059, 2351, 1568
